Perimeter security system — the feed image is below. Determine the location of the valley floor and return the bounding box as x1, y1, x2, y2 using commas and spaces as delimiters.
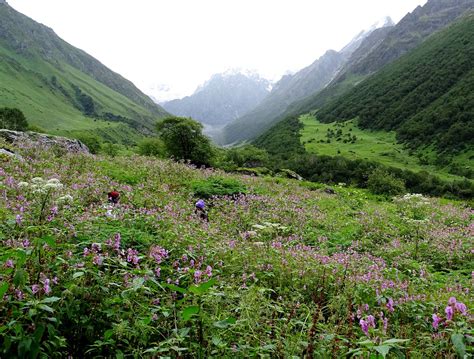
300, 114, 473, 182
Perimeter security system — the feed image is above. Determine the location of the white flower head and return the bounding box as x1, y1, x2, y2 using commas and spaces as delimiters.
31, 177, 45, 184
58, 194, 73, 203
44, 182, 63, 190
17, 181, 29, 188
47, 178, 61, 185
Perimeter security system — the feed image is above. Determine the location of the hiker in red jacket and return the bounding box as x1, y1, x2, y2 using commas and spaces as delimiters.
108, 190, 120, 204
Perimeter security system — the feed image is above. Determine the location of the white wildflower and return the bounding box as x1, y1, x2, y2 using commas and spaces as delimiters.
58, 194, 73, 203
31, 177, 45, 184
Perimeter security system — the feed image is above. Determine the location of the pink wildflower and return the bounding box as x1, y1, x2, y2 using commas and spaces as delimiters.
445, 306, 454, 321
205, 265, 213, 277
455, 302, 467, 315
31, 284, 40, 295
432, 313, 441, 330
43, 278, 51, 294
15, 289, 24, 300
386, 298, 395, 313
126, 248, 140, 265
360, 319, 369, 335
194, 270, 202, 283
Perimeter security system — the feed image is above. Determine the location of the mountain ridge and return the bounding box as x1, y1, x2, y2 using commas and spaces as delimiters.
163, 70, 271, 132
286, 0, 474, 118
0, 2, 168, 139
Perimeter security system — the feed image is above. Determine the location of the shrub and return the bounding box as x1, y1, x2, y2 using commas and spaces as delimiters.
0, 107, 29, 131
137, 137, 166, 157
75, 135, 102, 154
102, 143, 119, 157
225, 145, 269, 169
27, 125, 47, 133
191, 176, 246, 198
367, 168, 406, 196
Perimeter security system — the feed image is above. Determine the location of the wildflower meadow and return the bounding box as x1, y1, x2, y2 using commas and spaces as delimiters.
0, 145, 472, 358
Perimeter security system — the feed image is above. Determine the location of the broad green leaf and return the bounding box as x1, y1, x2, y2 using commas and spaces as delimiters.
33, 324, 45, 342
73, 272, 84, 279
13, 249, 27, 266
451, 333, 466, 358
181, 305, 199, 321
357, 340, 374, 346
41, 296, 60, 304
166, 283, 187, 294
212, 336, 223, 346
213, 317, 236, 329
0, 282, 8, 298
374, 345, 391, 358
104, 329, 114, 340
189, 278, 216, 295
13, 269, 26, 287
41, 236, 56, 247
382, 338, 409, 345
37, 304, 54, 313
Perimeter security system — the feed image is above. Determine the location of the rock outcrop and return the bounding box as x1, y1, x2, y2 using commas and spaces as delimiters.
0, 129, 89, 154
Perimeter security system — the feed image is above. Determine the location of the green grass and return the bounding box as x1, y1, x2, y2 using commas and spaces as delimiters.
300, 114, 471, 181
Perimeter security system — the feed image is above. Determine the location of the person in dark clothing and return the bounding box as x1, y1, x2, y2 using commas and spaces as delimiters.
194, 199, 208, 222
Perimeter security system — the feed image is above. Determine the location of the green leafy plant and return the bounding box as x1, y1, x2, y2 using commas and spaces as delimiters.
191, 176, 247, 198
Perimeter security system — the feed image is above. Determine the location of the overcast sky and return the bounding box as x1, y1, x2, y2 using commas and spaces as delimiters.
8, 0, 427, 102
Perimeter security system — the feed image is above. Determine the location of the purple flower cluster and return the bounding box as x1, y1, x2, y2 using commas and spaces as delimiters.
432, 296, 469, 330
149, 245, 169, 264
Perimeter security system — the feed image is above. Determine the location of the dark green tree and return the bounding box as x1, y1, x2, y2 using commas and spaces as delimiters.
225, 145, 269, 168
156, 116, 213, 166
367, 168, 406, 196
0, 107, 29, 131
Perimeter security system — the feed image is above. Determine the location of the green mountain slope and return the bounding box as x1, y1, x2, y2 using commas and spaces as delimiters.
317, 13, 474, 153
285, 0, 474, 119
0, 2, 168, 140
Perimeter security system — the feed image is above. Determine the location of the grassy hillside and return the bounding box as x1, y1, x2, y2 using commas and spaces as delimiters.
317, 14, 474, 153
300, 115, 473, 181
0, 3, 168, 141
0, 145, 472, 357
